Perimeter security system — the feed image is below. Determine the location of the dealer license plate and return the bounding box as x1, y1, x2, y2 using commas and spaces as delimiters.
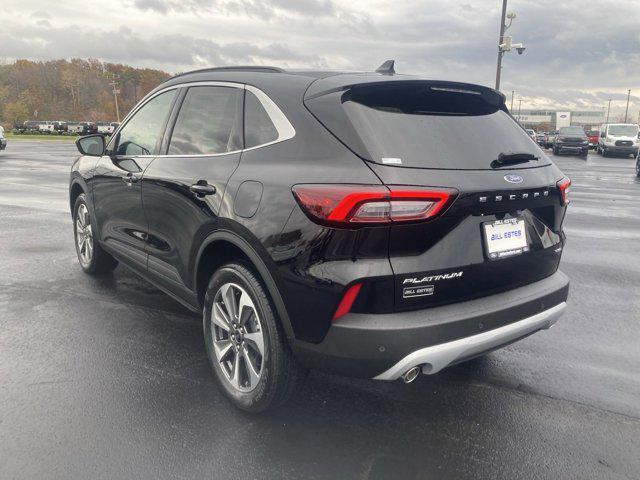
483, 218, 529, 260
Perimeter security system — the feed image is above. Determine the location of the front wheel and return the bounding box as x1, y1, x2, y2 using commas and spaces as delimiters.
73, 194, 118, 274
203, 262, 306, 413
636, 158, 640, 177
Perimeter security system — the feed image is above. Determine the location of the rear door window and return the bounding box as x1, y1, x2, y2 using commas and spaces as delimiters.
306, 83, 549, 170
168, 86, 243, 155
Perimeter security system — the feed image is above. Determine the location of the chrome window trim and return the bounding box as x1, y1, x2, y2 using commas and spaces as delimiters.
107, 80, 296, 158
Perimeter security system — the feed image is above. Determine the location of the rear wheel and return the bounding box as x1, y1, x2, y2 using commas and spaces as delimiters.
635, 157, 640, 177
203, 262, 306, 413
602, 148, 608, 157
553, 146, 559, 155
73, 194, 117, 274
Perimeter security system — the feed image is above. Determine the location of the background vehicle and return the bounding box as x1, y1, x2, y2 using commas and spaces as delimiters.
23, 120, 41, 132
553, 126, 589, 157
67, 122, 84, 134
70, 65, 569, 412
636, 149, 640, 177
597, 123, 640, 157
51, 121, 68, 134
536, 132, 546, 146
37, 121, 55, 133
526, 128, 536, 140
586, 130, 599, 149
0, 125, 6, 151
545, 130, 558, 148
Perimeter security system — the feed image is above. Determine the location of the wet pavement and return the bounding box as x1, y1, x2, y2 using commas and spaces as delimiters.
1, 140, 639, 480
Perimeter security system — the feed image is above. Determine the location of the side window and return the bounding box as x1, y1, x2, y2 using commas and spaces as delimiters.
168, 86, 243, 155
244, 90, 279, 148
115, 90, 176, 156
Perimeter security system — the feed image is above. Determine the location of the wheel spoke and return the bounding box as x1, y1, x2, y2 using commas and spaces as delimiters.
242, 346, 260, 388
237, 291, 253, 326
221, 284, 237, 321
214, 339, 234, 362
230, 351, 241, 389
212, 302, 231, 332
86, 239, 93, 259
244, 331, 264, 358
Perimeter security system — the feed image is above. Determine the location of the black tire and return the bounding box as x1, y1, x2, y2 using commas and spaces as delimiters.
73, 193, 118, 274
203, 262, 306, 413
580, 150, 588, 159
602, 148, 608, 158
635, 158, 640, 177
553, 147, 559, 155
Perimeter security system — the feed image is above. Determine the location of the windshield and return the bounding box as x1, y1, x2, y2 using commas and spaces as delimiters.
306, 83, 549, 170
608, 125, 639, 136
559, 126, 585, 135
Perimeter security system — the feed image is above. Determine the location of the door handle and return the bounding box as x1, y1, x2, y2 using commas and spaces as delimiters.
190, 181, 216, 197
122, 172, 140, 185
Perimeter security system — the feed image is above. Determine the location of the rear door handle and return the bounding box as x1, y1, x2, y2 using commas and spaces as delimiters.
122, 172, 140, 185
190, 181, 216, 197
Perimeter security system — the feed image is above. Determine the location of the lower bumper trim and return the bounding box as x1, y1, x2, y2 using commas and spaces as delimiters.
373, 301, 566, 380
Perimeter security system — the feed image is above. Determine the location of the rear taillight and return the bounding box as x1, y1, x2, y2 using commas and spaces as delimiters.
292, 185, 455, 227
557, 178, 571, 206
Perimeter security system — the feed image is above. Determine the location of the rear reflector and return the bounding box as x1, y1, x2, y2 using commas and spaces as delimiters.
332, 283, 362, 321
292, 185, 455, 227
556, 178, 571, 206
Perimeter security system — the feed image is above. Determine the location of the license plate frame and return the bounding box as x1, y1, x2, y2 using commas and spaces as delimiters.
482, 217, 529, 260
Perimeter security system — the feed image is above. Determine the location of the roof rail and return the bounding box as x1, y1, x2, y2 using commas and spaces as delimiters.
166, 66, 286, 82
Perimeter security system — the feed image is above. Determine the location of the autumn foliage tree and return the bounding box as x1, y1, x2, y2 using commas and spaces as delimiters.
0, 59, 170, 127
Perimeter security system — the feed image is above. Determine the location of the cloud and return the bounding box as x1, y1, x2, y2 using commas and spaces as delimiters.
1, 0, 638, 114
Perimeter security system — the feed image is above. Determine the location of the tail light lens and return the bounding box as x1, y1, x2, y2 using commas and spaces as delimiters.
292, 185, 455, 227
557, 178, 571, 206
332, 283, 362, 321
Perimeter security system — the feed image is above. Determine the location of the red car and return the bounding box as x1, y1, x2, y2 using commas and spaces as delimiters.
586, 130, 599, 149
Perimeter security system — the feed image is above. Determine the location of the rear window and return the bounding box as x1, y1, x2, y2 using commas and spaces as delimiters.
559, 126, 585, 135
306, 83, 548, 170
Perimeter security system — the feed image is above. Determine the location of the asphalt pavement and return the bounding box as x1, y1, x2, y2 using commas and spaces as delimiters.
1, 140, 639, 480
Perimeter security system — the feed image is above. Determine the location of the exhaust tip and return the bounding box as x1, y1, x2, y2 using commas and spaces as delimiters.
402, 366, 421, 384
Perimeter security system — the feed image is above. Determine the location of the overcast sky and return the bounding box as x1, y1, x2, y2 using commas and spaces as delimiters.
2, 0, 639, 116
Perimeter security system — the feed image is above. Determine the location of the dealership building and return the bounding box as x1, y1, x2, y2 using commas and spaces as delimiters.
513, 109, 606, 131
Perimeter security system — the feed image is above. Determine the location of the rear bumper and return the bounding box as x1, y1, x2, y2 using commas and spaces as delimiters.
604, 145, 638, 154
292, 270, 569, 379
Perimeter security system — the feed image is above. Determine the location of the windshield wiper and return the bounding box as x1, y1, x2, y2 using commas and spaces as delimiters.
491, 152, 538, 168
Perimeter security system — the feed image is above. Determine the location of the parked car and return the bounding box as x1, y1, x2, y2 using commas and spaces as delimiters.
96, 121, 119, 135
553, 126, 589, 157
23, 120, 41, 132
37, 121, 55, 133
536, 132, 546, 146
636, 148, 640, 177
51, 121, 68, 134
585, 130, 599, 149
67, 122, 84, 134
597, 123, 640, 157
545, 130, 558, 149
70, 64, 570, 412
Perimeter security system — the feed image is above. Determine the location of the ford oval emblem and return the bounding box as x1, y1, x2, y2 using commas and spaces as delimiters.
504, 174, 524, 184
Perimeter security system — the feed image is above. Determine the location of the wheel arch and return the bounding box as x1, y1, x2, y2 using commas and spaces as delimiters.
194, 229, 295, 342
69, 176, 89, 216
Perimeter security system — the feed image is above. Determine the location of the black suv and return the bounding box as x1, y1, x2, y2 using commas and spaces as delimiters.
70, 64, 570, 412
553, 126, 589, 157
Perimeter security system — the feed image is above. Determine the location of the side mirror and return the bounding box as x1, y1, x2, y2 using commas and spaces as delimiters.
600, 132, 605, 138
76, 134, 106, 156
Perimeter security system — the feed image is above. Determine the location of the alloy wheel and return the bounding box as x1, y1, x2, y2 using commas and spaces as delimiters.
75, 203, 93, 266
211, 283, 264, 392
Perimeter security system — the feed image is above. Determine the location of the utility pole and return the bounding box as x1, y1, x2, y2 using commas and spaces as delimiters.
109, 78, 120, 122
510, 90, 515, 111
606, 99, 611, 124
518, 98, 523, 120
624, 89, 631, 123
495, 0, 508, 91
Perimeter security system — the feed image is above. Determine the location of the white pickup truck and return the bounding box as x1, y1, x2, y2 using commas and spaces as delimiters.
0, 125, 7, 151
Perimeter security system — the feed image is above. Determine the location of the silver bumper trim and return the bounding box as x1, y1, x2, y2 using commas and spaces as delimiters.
373, 302, 567, 381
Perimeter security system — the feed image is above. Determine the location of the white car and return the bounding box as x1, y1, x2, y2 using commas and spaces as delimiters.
597, 123, 640, 157
526, 128, 536, 140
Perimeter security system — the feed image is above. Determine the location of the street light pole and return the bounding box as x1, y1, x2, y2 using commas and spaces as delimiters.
494, 0, 508, 91
518, 98, 523, 119
510, 90, 515, 111
606, 99, 611, 124
624, 89, 631, 123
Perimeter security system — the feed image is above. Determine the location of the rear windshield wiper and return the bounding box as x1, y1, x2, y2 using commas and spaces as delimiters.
491, 152, 538, 168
